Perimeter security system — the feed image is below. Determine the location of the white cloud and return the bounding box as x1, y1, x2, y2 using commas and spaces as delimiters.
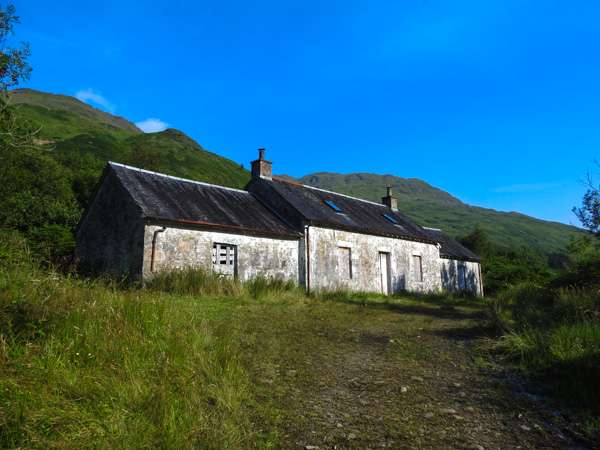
135, 118, 169, 133
75, 88, 115, 113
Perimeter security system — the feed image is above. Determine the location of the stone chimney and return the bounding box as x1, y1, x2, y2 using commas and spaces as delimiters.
382, 185, 398, 211
251, 148, 272, 180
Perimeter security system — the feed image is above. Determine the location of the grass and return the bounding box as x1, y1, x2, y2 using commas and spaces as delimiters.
489, 282, 600, 420
2, 233, 599, 447
0, 235, 486, 449
0, 266, 264, 448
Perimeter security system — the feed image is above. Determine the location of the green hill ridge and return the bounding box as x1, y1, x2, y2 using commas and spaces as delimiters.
10, 88, 581, 257
10, 89, 250, 208
290, 172, 582, 256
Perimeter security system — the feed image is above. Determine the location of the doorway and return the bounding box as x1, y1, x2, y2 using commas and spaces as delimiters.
379, 252, 391, 295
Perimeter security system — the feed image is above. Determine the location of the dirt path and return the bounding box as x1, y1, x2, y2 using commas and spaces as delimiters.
245, 298, 589, 449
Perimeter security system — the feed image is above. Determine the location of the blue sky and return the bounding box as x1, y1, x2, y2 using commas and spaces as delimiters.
11, 0, 600, 226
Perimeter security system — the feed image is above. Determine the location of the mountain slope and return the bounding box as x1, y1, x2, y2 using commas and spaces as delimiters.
293, 172, 583, 256
10, 88, 141, 137
9, 89, 250, 209
11, 88, 581, 257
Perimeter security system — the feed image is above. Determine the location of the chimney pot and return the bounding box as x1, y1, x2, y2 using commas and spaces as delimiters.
382, 185, 398, 211
251, 148, 272, 180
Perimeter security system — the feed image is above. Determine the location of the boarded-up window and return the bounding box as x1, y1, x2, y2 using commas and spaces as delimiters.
212, 243, 236, 276
337, 247, 352, 279
412, 255, 423, 282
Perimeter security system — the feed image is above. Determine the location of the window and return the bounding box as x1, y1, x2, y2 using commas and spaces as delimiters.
383, 213, 399, 225
324, 199, 343, 213
212, 243, 236, 275
412, 255, 423, 282
337, 247, 352, 279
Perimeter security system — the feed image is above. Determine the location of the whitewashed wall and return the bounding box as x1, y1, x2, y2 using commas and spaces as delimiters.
307, 226, 442, 294
440, 259, 483, 296
142, 225, 301, 283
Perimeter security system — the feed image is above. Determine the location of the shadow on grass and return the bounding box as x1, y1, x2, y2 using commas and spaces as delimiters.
432, 323, 498, 341
314, 290, 487, 321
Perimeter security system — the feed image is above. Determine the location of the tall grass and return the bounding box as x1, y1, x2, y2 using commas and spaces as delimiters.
490, 282, 600, 416
146, 267, 301, 301
0, 235, 296, 449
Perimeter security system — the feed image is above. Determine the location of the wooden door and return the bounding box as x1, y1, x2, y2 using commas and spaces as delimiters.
379, 252, 390, 295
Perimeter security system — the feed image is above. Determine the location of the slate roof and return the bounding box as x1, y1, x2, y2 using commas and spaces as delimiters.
261, 177, 437, 244
422, 228, 481, 262
108, 162, 300, 238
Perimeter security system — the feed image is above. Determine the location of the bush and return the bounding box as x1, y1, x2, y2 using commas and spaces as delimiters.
490, 282, 600, 416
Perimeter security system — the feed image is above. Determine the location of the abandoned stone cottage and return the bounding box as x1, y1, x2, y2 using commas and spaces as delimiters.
76, 149, 483, 296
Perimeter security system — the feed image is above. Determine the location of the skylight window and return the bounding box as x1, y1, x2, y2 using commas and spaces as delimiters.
383, 213, 399, 225
324, 199, 343, 213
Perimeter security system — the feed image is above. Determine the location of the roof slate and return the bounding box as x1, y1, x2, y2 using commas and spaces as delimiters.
108, 162, 300, 238
422, 228, 481, 262
264, 177, 436, 243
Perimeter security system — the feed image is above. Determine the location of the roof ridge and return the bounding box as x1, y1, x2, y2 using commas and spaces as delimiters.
273, 177, 387, 208
108, 161, 249, 194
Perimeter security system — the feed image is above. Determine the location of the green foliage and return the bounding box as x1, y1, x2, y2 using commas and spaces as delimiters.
0, 3, 31, 92
460, 225, 492, 257
491, 281, 600, 414
573, 180, 600, 235
297, 173, 583, 257
552, 235, 600, 289
459, 226, 552, 294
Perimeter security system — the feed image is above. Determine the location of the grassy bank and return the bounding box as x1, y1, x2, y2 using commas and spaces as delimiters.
1, 268, 266, 448
489, 282, 600, 433
2, 232, 600, 447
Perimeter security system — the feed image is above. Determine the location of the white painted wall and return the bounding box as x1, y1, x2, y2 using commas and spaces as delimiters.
143, 225, 301, 283
440, 258, 483, 296
307, 226, 442, 294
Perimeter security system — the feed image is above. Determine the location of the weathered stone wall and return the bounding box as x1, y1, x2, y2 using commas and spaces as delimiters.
143, 224, 301, 283
307, 226, 442, 294
76, 171, 145, 279
440, 259, 483, 296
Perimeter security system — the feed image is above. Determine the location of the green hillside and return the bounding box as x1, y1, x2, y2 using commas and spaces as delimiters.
294, 172, 583, 256
8, 88, 581, 257
9, 89, 250, 208
11, 88, 141, 137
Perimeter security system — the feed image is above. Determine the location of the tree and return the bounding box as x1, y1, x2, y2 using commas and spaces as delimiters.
0, 2, 32, 150
0, 3, 79, 264
459, 225, 491, 257
573, 176, 600, 235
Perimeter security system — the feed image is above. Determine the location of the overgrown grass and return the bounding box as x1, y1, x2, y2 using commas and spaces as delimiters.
0, 235, 301, 449
146, 267, 301, 300
490, 282, 600, 419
